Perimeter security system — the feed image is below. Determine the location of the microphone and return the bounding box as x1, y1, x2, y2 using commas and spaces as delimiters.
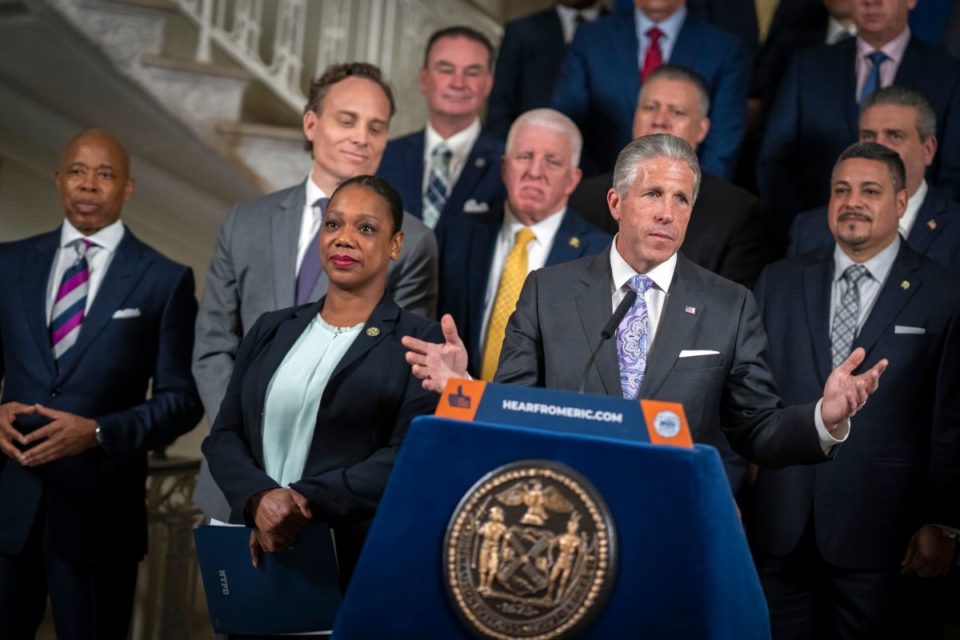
578, 290, 637, 393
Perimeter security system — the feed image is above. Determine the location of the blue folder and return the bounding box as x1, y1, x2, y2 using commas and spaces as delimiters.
194, 522, 341, 635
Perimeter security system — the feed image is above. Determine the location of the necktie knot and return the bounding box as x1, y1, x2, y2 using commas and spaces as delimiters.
842, 264, 870, 285
647, 27, 663, 44
514, 227, 536, 249
432, 143, 452, 165
867, 50, 888, 67
627, 274, 653, 295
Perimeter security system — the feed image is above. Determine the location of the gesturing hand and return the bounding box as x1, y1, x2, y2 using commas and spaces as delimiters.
820, 348, 888, 433
402, 314, 470, 392
901, 525, 957, 577
19, 405, 98, 467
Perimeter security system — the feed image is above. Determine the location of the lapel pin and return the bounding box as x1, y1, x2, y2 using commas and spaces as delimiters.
366, 327, 381, 337
475, 157, 486, 168
927, 219, 937, 230
684, 306, 696, 315
900, 280, 910, 290
568, 236, 580, 249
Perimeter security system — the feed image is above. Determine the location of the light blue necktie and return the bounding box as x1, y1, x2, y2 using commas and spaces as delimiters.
423, 143, 452, 230
859, 51, 888, 103
616, 275, 654, 399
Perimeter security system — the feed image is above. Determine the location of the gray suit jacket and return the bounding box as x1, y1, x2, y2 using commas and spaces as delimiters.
192, 180, 438, 519
496, 251, 828, 471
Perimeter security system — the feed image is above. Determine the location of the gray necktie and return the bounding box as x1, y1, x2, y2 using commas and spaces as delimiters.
296, 197, 330, 305
830, 264, 870, 367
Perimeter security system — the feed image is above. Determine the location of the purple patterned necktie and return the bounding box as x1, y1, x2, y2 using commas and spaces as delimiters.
296, 197, 330, 305
616, 274, 653, 399
51, 239, 94, 363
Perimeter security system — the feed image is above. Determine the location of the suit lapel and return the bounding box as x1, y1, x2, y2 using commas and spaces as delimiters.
546, 211, 586, 266
446, 135, 496, 218
24, 233, 60, 377
56, 231, 152, 380
574, 253, 620, 395
906, 191, 941, 256
837, 39, 860, 134
612, 16, 641, 118
325, 298, 398, 386
464, 208, 503, 360
271, 183, 306, 309
404, 133, 426, 218
803, 256, 835, 384
853, 244, 921, 357
640, 258, 705, 398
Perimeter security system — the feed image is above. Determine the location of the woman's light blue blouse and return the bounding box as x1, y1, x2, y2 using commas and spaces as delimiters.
261, 314, 363, 487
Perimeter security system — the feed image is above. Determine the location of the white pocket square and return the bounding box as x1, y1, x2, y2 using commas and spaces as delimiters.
678, 349, 720, 358
463, 199, 490, 214
112, 308, 142, 319
894, 325, 925, 335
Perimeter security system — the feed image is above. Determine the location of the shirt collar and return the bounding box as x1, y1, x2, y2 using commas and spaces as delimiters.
826, 17, 857, 44
856, 26, 910, 66
609, 237, 678, 294
635, 5, 687, 42
60, 217, 125, 251
425, 118, 481, 163
305, 176, 329, 213
833, 234, 900, 285
502, 203, 567, 246
900, 179, 927, 237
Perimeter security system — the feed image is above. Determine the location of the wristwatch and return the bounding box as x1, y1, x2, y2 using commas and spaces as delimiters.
94, 423, 104, 446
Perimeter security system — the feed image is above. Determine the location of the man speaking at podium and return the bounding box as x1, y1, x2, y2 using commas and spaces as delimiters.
404, 134, 887, 467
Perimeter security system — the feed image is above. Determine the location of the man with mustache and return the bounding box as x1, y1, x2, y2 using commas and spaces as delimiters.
748, 142, 960, 637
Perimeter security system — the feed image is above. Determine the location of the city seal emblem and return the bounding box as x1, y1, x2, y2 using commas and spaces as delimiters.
444, 460, 616, 639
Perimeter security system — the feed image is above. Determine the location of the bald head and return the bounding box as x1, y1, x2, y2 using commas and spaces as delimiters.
56, 129, 134, 235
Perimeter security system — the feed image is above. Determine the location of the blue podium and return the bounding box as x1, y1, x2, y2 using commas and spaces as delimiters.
334, 383, 769, 639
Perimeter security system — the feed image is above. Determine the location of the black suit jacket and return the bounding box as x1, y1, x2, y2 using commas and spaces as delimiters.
202, 297, 441, 580
759, 36, 960, 221
486, 8, 568, 140
749, 242, 960, 568
436, 204, 610, 377
787, 188, 960, 268
0, 227, 201, 562
570, 172, 768, 286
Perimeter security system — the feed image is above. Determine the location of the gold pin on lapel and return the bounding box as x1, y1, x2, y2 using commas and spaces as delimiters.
366, 327, 381, 337
569, 236, 580, 249
928, 219, 937, 231
900, 280, 910, 290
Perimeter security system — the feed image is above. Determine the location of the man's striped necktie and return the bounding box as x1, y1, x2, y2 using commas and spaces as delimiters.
51, 239, 94, 363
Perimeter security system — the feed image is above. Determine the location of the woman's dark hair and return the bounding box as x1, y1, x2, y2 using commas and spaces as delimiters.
330, 175, 404, 234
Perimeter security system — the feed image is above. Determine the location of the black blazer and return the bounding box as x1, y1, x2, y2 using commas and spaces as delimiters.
202, 297, 441, 579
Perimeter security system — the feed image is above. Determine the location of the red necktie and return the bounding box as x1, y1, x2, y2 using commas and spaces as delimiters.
641, 27, 664, 83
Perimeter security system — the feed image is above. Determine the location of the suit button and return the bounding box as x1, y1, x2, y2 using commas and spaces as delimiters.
51, 387, 61, 397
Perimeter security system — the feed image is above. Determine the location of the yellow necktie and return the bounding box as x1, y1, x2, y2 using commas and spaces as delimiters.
755, 0, 779, 43
481, 228, 536, 381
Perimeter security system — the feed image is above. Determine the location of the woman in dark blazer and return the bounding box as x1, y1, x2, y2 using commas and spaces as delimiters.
202, 175, 441, 584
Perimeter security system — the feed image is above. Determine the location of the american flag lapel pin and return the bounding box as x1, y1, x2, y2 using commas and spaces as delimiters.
684, 305, 696, 315
928, 219, 937, 231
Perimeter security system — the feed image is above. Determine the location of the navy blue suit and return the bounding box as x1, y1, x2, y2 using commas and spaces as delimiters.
787, 188, 960, 267
486, 8, 570, 140
437, 205, 610, 376
758, 36, 960, 223
748, 242, 960, 635
203, 297, 440, 585
377, 130, 505, 224
0, 227, 201, 638
552, 12, 749, 178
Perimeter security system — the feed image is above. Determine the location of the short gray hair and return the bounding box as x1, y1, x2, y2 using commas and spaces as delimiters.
612, 134, 701, 202
506, 108, 583, 168
862, 85, 937, 140
641, 64, 711, 117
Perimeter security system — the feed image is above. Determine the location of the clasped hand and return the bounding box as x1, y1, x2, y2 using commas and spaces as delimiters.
248, 487, 313, 567
0, 402, 98, 466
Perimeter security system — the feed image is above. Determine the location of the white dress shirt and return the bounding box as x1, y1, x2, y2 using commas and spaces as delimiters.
829, 235, 900, 329
295, 178, 329, 273
422, 119, 481, 196
900, 179, 928, 239
556, 5, 601, 44
45, 218, 125, 324
825, 17, 857, 45
479, 207, 567, 350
